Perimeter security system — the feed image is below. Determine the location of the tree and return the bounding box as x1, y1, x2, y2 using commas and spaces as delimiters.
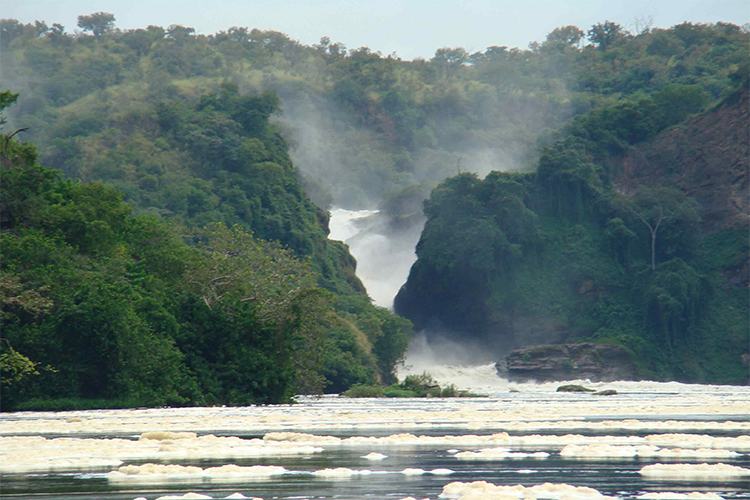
184, 223, 331, 395
186, 223, 316, 314
77, 12, 115, 37
587, 21, 627, 50
0, 90, 19, 128
166, 25, 195, 41
627, 188, 701, 271
546, 25, 584, 46
645, 259, 706, 349
632, 15, 654, 35
632, 200, 666, 272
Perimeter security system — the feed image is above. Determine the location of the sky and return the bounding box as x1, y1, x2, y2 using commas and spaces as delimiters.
3, 0, 749, 60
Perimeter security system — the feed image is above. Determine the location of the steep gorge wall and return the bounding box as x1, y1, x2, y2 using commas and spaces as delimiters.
612, 89, 749, 233
396, 89, 749, 383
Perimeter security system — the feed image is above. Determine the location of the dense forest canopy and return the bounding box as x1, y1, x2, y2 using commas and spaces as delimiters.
2, 17, 747, 211
0, 77, 412, 410
0, 15, 748, 409
395, 81, 749, 383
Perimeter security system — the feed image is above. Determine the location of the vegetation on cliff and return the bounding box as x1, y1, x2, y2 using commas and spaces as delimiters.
0, 89, 411, 410
396, 82, 749, 384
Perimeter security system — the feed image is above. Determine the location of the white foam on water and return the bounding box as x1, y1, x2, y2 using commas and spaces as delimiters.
0, 434, 323, 474
0, 455, 124, 474
154, 494, 213, 500
3, 428, 748, 476
109, 464, 204, 483
264, 432, 342, 445
639, 463, 750, 480
140, 431, 198, 441
3, 399, 749, 437
108, 463, 289, 484
455, 448, 550, 460
204, 464, 288, 480
251, 431, 750, 453
361, 452, 388, 460
149, 495, 258, 500
559, 444, 741, 460
636, 493, 724, 500
2, 369, 748, 500
429, 468, 455, 475
439, 481, 616, 499
402, 468, 426, 475
312, 467, 372, 478
645, 434, 750, 452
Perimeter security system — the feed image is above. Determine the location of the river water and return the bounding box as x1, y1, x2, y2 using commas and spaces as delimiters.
1, 374, 749, 500
1, 210, 748, 500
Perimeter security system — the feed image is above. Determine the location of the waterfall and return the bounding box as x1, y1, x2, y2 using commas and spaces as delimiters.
328, 208, 423, 309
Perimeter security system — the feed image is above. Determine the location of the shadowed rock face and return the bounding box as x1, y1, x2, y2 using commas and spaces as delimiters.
501, 343, 638, 382
612, 89, 749, 233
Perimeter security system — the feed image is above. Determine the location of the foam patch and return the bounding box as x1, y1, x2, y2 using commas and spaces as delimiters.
439, 481, 616, 499
639, 463, 750, 480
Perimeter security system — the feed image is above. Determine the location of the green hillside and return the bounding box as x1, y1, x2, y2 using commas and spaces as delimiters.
1, 16, 748, 409
395, 84, 749, 383
0, 86, 411, 410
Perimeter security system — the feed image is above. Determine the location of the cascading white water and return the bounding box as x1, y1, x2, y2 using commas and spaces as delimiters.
328, 208, 423, 310
328, 208, 515, 389
328, 207, 510, 388
328, 208, 750, 396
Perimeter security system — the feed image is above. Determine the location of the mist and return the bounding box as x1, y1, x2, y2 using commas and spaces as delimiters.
277, 74, 572, 371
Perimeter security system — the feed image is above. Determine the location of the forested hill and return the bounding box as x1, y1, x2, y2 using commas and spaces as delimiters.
1, 86, 414, 410
395, 84, 749, 384
0, 16, 748, 407
2, 19, 747, 217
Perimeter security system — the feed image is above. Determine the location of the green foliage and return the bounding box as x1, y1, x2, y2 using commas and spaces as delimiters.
77, 12, 116, 37
343, 372, 484, 398
3, 17, 744, 218
1, 16, 746, 398
397, 88, 748, 384
0, 90, 19, 126
645, 259, 709, 349
0, 342, 41, 390
587, 21, 627, 51
0, 155, 317, 407
0, 90, 411, 409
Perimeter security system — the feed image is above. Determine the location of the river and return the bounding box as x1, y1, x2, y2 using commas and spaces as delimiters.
1, 376, 749, 499
0, 209, 748, 500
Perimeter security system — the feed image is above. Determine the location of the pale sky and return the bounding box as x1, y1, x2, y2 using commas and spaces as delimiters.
3, 0, 749, 60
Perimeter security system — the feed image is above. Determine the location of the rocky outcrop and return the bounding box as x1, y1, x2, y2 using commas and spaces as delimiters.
612, 89, 749, 233
501, 343, 638, 382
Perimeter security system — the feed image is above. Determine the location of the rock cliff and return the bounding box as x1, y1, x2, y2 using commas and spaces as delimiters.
612, 89, 749, 233
500, 343, 638, 383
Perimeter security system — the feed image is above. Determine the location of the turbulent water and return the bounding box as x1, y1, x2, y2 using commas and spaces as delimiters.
1, 210, 748, 500
328, 208, 423, 309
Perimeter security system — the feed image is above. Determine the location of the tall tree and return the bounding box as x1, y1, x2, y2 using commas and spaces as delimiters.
546, 25, 585, 46
587, 21, 627, 50
77, 12, 115, 37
